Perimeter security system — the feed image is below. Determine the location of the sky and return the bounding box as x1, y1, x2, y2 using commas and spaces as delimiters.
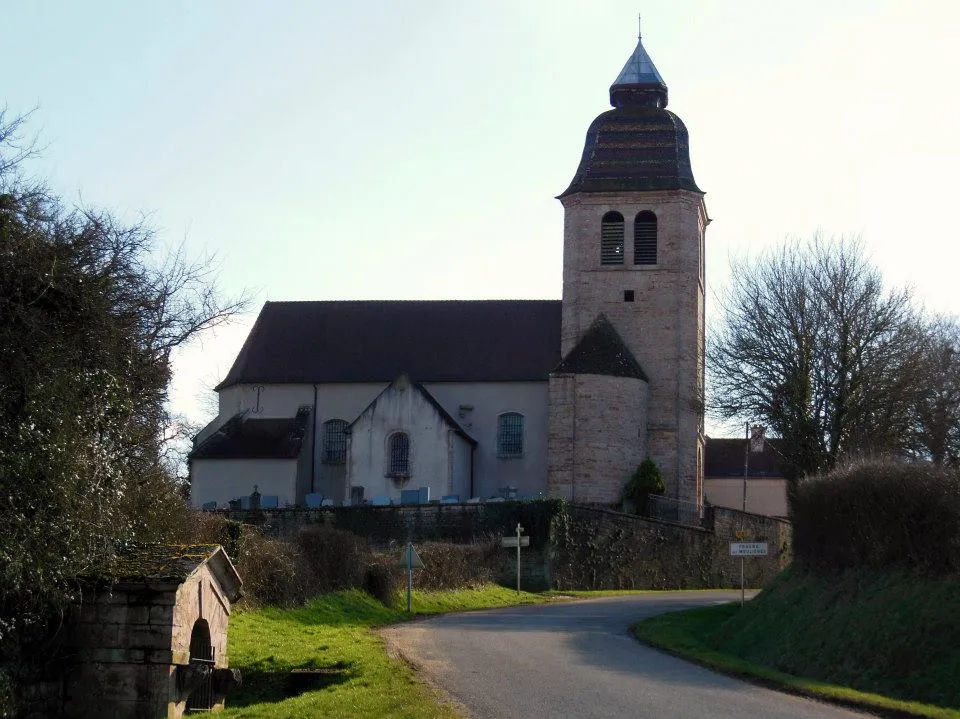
3, 0, 960, 431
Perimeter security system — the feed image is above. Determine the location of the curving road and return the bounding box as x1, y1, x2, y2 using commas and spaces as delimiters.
381, 592, 876, 719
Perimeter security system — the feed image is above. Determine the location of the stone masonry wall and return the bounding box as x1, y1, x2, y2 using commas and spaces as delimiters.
225, 502, 791, 591
550, 505, 791, 590
62, 586, 177, 719
559, 190, 707, 507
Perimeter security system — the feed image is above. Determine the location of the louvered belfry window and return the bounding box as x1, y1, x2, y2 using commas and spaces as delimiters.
601, 211, 625, 265
634, 211, 658, 265
388, 433, 410, 477
322, 419, 348, 464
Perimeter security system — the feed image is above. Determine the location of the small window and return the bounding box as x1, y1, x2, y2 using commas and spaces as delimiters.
387, 433, 410, 477
322, 419, 348, 464
601, 211, 624, 265
497, 412, 524, 458
634, 211, 657, 265
624, 290, 635, 302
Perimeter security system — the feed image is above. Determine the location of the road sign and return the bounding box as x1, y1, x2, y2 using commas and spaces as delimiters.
501, 536, 530, 548
399, 543, 424, 569
734, 530, 753, 540
730, 542, 769, 557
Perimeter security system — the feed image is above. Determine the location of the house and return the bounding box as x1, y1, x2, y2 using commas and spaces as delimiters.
703, 438, 789, 517
190, 26, 708, 510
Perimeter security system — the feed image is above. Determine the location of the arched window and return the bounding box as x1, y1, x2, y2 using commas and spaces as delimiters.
497, 412, 524, 458
601, 211, 624, 265
322, 419, 348, 464
387, 433, 410, 477
634, 211, 657, 265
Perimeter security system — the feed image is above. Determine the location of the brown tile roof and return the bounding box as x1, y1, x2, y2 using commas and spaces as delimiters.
555, 314, 648, 380
560, 107, 702, 197
704, 437, 786, 478
216, 300, 562, 389
189, 408, 310, 460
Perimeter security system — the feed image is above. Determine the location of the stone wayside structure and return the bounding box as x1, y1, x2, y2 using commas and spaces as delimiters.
62, 545, 242, 718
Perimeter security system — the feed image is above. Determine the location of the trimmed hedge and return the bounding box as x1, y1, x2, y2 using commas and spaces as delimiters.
792, 459, 960, 575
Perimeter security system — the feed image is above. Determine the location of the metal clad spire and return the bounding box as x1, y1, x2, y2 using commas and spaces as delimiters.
612, 35, 666, 88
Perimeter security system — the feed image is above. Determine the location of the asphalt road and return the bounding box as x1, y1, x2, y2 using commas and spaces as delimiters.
381, 592, 877, 719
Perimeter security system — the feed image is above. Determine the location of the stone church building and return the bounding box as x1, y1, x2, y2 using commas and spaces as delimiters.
189, 31, 708, 510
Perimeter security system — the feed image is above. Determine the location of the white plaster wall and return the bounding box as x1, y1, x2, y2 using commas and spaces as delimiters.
190, 458, 297, 507
704, 478, 788, 517
451, 434, 472, 500
424, 382, 548, 498
206, 381, 549, 502
346, 382, 453, 501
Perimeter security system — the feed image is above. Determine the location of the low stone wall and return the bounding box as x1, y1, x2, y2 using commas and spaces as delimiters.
219, 501, 792, 591
223, 501, 560, 548
550, 506, 790, 590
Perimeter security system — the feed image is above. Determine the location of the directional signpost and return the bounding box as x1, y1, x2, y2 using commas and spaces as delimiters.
399, 542, 424, 613
501, 523, 529, 593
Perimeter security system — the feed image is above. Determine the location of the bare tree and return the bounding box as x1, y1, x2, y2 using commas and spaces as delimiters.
709, 235, 921, 489
909, 317, 960, 466
0, 109, 248, 711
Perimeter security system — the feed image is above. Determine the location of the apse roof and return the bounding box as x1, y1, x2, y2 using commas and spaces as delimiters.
555, 314, 648, 380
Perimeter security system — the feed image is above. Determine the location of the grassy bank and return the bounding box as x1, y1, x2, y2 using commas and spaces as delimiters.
634, 568, 960, 718
222, 585, 548, 718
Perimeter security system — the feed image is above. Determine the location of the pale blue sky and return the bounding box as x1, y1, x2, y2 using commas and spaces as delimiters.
4, 1, 959, 427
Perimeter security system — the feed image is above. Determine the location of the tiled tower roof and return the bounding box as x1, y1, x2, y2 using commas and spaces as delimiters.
560, 30, 701, 196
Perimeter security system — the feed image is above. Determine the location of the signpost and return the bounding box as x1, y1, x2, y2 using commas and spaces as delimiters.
501, 523, 528, 593
737, 423, 766, 607
729, 540, 768, 606
730, 542, 769, 556
399, 542, 424, 613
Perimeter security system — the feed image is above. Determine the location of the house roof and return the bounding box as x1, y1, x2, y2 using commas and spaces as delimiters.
189, 407, 310, 460
704, 438, 786, 478
217, 300, 563, 390
346, 376, 477, 446
555, 314, 648, 380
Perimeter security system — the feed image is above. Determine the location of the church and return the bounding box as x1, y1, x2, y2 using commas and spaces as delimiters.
189, 30, 708, 511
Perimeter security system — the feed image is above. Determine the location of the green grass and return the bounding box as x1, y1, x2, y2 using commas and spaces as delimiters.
222, 585, 550, 718
634, 568, 960, 718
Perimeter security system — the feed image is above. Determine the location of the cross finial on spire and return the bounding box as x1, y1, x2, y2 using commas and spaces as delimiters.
638, 14, 642, 40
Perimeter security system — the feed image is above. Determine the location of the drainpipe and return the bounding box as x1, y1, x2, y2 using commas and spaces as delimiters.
469, 443, 476, 499
310, 384, 318, 494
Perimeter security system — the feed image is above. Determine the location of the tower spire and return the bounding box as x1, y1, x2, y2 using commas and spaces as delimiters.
609, 27, 668, 108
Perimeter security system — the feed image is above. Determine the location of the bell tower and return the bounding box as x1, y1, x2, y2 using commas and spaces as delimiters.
547, 26, 708, 506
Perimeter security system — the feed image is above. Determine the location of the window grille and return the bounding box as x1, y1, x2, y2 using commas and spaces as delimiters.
601, 211, 624, 265
497, 412, 524, 457
323, 419, 348, 464
388, 433, 410, 477
634, 211, 657, 265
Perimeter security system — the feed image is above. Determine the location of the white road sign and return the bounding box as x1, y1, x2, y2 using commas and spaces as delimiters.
399, 543, 424, 569
501, 536, 530, 548
730, 542, 769, 557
